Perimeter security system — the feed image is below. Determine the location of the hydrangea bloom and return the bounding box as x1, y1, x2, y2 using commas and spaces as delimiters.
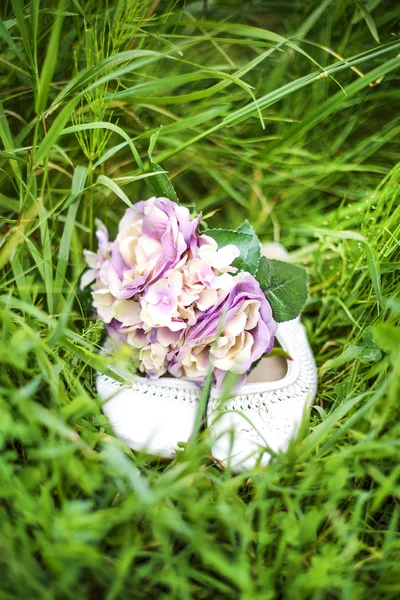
82, 197, 277, 389
169, 272, 277, 387
108, 197, 200, 299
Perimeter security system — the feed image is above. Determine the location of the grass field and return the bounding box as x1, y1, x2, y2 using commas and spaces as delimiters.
1, 1, 400, 598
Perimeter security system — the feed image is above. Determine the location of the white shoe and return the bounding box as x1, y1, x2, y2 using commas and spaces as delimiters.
97, 314, 317, 468
96, 371, 200, 459
206, 316, 317, 471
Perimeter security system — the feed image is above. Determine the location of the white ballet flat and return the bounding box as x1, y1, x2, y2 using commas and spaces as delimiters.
206, 316, 317, 472
96, 316, 316, 467
96, 314, 316, 467
96, 242, 317, 466
96, 372, 200, 459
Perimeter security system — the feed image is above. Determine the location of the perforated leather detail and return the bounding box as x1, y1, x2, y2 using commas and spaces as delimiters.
96, 373, 201, 407
207, 319, 318, 450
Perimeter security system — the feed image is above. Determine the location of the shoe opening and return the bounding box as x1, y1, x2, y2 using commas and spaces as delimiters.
247, 344, 288, 384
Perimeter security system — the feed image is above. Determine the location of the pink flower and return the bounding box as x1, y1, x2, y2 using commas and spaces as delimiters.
180, 234, 239, 310
82, 198, 278, 390
169, 272, 277, 388
109, 197, 200, 298
140, 271, 185, 331
80, 220, 111, 290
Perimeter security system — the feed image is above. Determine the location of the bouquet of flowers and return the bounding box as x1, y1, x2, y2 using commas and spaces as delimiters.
82, 197, 308, 389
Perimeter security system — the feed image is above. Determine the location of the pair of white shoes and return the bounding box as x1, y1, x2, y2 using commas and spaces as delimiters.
96, 245, 318, 472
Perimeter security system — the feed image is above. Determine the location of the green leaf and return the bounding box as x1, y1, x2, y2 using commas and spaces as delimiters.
256, 257, 308, 322
0, 99, 21, 185
237, 220, 261, 274
36, 0, 66, 114
148, 161, 179, 203
50, 49, 179, 110
96, 175, 135, 210
61, 121, 143, 171
157, 46, 400, 164
38, 206, 54, 315
320, 344, 364, 374
33, 95, 81, 168
334, 377, 352, 400
59, 338, 125, 384
0, 192, 20, 213
147, 129, 179, 203
307, 228, 383, 307
362, 325, 379, 349
357, 1, 380, 43
373, 324, 400, 354
360, 347, 382, 363
96, 174, 167, 210
10, 0, 33, 65
55, 165, 88, 308
0, 16, 26, 64
204, 229, 253, 270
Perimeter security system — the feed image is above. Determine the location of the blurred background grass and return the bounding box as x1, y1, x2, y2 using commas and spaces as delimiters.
0, 0, 400, 598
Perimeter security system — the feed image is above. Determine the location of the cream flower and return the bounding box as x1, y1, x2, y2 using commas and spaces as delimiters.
91, 289, 115, 324
112, 299, 141, 328
139, 343, 169, 377
126, 328, 150, 349
210, 330, 254, 373
170, 344, 210, 382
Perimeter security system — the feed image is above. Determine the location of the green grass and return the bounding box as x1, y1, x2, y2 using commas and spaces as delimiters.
1, 0, 400, 597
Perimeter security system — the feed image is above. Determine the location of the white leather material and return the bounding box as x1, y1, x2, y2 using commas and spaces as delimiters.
96, 373, 200, 458
207, 317, 317, 471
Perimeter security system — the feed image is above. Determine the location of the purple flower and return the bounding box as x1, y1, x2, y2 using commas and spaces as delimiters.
169, 272, 277, 388
109, 197, 200, 298
80, 219, 111, 290
82, 198, 278, 388
140, 271, 186, 331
